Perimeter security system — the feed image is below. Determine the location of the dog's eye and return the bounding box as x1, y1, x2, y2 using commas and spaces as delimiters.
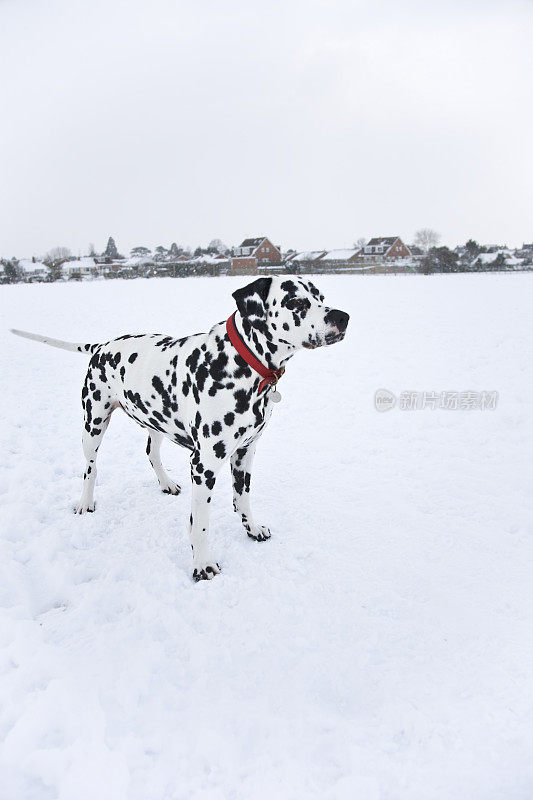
287, 298, 309, 312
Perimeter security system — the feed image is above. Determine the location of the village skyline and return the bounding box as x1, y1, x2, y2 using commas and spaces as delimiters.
3, 233, 532, 284
3, 228, 533, 265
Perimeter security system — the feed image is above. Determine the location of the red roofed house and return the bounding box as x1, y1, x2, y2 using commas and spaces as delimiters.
360, 237, 411, 262
231, 237, 282, 275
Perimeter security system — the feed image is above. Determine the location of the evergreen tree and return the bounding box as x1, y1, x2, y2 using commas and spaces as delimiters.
420, 254, 434, 275
47, 261, 64, 282
492, 253, 506, 271
3, 258, 23, 283
104, 237, 119, 258
420, 246, 458, 274
465, 239, 480, 259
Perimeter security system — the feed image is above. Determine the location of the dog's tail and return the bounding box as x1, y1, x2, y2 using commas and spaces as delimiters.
10, 328, 100, 354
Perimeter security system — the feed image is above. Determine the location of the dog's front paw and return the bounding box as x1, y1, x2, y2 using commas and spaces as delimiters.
240, 514, 271, 541
161, 480, 181, 495
246, 524, 271, 542
74, 501, 95, 514
193, 562, 221, 582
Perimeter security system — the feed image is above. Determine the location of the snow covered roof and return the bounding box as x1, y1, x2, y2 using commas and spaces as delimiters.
366, 237, 398, 247
239, 237, 266, 248
123, 253, 153, 266
291, 250, 326, 263
73, 256, 98, 268
179, 254, 231, 265
319, 249, 360, 262
200, 254, 229, 264
476, 251, 523, 266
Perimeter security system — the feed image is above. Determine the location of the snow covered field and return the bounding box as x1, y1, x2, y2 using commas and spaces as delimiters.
1, 274, 532, 800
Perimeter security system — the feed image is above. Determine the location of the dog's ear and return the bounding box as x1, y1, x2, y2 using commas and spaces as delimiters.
232, 277, 272, 319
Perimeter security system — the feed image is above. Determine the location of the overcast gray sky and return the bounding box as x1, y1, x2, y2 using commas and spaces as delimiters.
1, 0, 531, 257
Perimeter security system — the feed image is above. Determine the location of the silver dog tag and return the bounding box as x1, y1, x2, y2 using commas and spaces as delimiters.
270, 389, 282, 403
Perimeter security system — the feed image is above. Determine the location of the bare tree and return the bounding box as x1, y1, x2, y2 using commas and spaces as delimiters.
45, 246, 72, 263
414, 228, 440, 253
208, 238, 228, 254
88, 242, 96, 256
354, 237, 366, 251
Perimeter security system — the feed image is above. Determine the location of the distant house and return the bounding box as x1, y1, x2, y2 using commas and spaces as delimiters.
62, 256, 98, 278
231, 236, 282, 274
474, 251, 524, 270
515, 245, 533, 262
360, 237, 411, 261
191, 253, 231, 271
18, 258, 48, 282
124, 250, 154, 269
475, 253, 502, 266
164, 252, 231, 277
317, 249, 361, 268
93, 254, 129, 275
289, 250, 327, 266
94, 255, 123, 266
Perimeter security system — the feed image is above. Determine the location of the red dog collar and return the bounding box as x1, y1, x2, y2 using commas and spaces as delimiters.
226, 312, 285, 393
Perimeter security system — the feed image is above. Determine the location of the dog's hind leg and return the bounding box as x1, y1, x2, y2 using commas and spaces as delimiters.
231, 443, 271, 542
146, 431, 181, 495
75, 397, 114, 514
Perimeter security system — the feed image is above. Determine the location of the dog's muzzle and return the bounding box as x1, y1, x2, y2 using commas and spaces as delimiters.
303, 308, 350, 349
324, 308, 349, 345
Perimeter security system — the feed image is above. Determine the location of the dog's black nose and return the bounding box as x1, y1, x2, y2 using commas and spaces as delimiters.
325, 309, 349, 331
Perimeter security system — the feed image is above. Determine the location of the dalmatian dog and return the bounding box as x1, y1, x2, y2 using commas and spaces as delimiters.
11, 276, 349, 581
